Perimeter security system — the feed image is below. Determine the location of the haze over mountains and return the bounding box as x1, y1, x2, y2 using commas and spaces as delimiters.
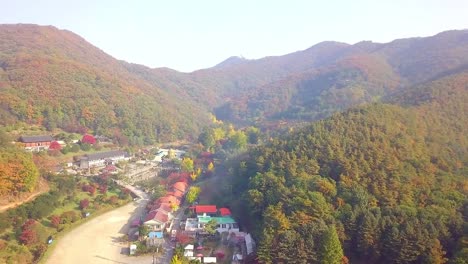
0, 24, 467, 143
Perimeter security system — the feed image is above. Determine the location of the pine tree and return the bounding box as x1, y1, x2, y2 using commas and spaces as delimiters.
320, 226, 344, 264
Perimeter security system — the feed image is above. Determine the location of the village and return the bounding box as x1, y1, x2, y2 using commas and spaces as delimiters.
15, 133, 255, 263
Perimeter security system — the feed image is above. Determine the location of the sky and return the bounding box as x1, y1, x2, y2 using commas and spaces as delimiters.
1, 0, 467, 72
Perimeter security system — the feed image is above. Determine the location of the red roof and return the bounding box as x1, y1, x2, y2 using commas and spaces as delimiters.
173, 181, 188, 192
159, 195, 180, 205
195, 205, 217, 214
144, 210, 169, 223
219, 208, 231, 216
168, 190, 184, 198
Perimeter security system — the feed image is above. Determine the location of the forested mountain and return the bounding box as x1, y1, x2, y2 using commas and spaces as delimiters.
0, 24, 210, 144
204, 30, 468, 124
127, 29, 468, 126
1, 24, 467, 144
223, 71, 467, 263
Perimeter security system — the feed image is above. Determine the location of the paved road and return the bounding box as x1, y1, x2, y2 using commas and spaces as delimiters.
46, 187, 157, 264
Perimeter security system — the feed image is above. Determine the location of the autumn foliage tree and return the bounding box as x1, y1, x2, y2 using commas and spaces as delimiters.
79, 199, 90, 210
50, 215, 60, 229
0, 148, 39, 195
81, 134, 96, 145
48, 141, 61, 150
19, 219, 38, 245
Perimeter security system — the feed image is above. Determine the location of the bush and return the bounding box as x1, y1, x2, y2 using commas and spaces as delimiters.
70, 144, 80, 152
80, 143, 91, 151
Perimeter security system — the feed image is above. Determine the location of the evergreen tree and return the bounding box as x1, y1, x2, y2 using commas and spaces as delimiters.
320, 226, 344, 264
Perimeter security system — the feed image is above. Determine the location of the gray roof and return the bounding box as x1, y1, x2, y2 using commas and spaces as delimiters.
84, 150, 127, 161
20, 135, 54, 143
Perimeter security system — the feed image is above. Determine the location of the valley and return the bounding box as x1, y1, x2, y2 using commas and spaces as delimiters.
0, 24, 466, 264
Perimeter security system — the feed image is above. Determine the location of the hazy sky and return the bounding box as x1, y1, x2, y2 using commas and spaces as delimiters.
1, 0, 467, 72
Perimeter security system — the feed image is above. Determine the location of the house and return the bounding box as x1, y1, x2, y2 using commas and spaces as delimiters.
198, 216, 239, 234
19, 135, 54, 151
144, 210, 169, 231
195, 205, 218, 217
79, 150, 128, 169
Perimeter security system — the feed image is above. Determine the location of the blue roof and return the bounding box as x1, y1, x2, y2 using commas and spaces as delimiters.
148, 231, 163, 238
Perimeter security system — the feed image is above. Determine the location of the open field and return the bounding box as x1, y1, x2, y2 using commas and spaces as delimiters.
45, 189, 155, 264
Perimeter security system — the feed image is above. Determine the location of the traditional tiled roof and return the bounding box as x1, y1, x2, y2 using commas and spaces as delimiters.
84, 150, 126, 161
219, 208, 231, 216
195, 205, 217, 214
19, 135, 54, 143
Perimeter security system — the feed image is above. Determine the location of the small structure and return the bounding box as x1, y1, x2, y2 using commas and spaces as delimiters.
129, 244, 137, 255
19, 135, 54, 151
184, 244, 194, 257
203, 257, 217, 263
245, 233, 255, 255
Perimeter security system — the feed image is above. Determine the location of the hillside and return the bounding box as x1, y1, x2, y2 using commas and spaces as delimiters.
222, 72, 467, 263
1, 25, 466, 140
0, 24, 210, 144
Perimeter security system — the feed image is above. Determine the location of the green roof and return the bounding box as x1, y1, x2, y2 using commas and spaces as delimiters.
198, 216, 236, 224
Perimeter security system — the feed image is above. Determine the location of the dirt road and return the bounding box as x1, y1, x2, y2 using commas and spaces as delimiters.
46, 188, 155, 264
0, 179, 49, 213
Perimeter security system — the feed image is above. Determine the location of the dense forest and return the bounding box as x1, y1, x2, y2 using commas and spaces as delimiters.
224, 72, 467, 263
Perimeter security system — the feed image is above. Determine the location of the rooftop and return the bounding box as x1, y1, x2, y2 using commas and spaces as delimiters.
145, 210, 169, 223
173, 181, 188, 192
84, 150, 127, 161
195, 205, 217, 214
19, 135, 54, 143
219, 208, 231, 216
198, 216, 237, 224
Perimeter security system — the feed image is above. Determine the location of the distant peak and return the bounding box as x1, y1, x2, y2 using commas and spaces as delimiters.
214, 56, 248, 69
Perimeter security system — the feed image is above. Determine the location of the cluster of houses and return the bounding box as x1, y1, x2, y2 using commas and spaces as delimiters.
16, 134, 130, 172
143, 179, 189, 232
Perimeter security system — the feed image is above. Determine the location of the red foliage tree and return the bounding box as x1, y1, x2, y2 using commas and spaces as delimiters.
99, 184, 107, 194
19, 219, 38, 245
19, 229, 37, 245
109, 195, 119, 204
50, 215, 61, 228
22, 219, 36, 230
82, 184, 96, 196
80, 199, 90, 209
49, 141, 62, 150
176, 232, 190, 244
81, 134, 96, 145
